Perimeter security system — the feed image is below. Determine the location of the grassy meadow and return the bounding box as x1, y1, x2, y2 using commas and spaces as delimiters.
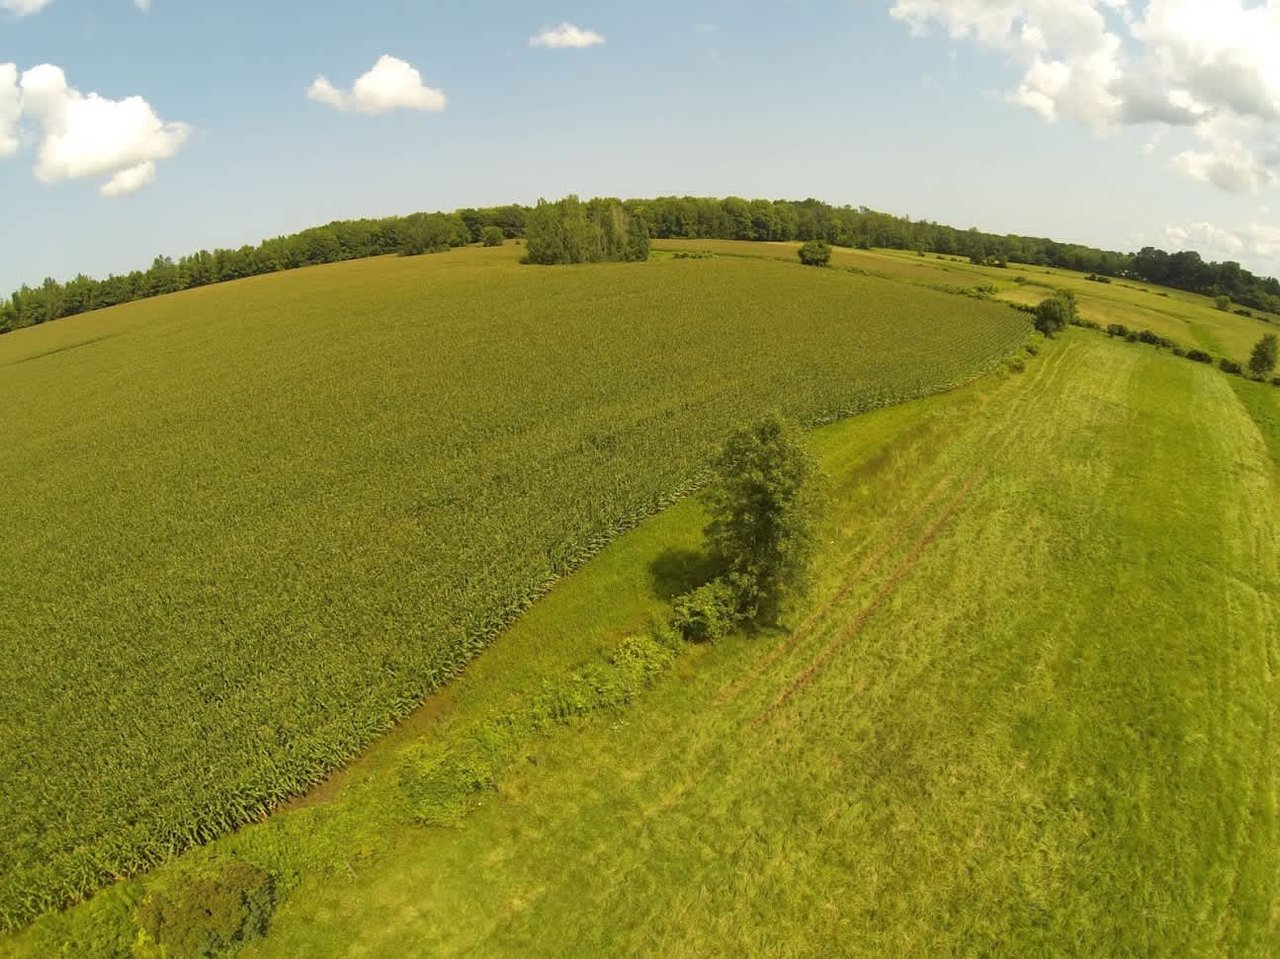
0, 244, 1029, 928
12, 327, 1277, 956
199, 332, 1280, 957
653, 238, 1280, 360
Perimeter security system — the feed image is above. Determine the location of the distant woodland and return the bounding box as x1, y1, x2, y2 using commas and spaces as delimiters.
5, 195, 1279, 333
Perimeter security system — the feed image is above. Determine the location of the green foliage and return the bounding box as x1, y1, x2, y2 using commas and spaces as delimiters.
1033, 291, 1075, 338
0, 249, 1030, 929
397, 213, 464, 257
480, 226, 505, 248
401, 631, 677, 825
134, 861, 275, 959
670, 578, 740, 643
10, 194, 1280, 336
798, 239, 832, 267
1249, 334, 1278, 376
1186, 349, 1214, 364
704, 416, 819, 624
1219, 357, 1244, 375
523, 196, 650, 265
1216, 295, 1232, 311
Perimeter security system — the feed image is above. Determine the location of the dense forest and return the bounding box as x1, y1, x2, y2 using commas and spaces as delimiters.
4, 195, 1278, 333
525, 196, 649, 265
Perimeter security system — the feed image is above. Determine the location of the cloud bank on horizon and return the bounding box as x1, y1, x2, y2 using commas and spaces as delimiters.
891, 0, 1280, 195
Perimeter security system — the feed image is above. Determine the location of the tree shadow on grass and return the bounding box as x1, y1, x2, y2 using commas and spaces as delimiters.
648, 547, 720, 601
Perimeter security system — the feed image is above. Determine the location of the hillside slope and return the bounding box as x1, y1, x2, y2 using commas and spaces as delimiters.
230, 332, 1280, 957
0, 246, 1028, 927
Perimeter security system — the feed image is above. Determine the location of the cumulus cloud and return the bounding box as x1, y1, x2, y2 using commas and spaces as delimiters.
101, 160, 155, 197
307, 55, 446, 114
18, 63, 190, 196
1, 0, 54, 15
890, 0, 1280, 192
529, 23, 605, 49
1165, 220, 1280, 271
0, 64, 19, 157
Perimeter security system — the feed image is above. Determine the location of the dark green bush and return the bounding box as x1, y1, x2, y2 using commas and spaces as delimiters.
136, 861, 276, 958
670, 578, 740, 643
480, 226, 505, 247
1105, 323, 1129, 338
1219, 358, 1244, 375
1033, 291, 1075, 338
1186, 350, 1214, 364
798, 239, 832, 267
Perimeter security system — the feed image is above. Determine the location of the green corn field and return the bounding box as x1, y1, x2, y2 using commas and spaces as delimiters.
0, 245, 1028, 928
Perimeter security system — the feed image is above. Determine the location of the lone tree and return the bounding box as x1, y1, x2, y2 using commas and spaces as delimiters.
1249, 333, 1278, 377
1215, 295, 1232, 312
1033, 290, 1076, 338
798, 239, 832, 267
480, 226, 505, 247
704, 414, 820, 625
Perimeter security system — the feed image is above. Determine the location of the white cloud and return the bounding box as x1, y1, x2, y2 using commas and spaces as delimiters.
529, 23, 605, 49
101, 160, 155, 197
1, 0, 54, 15
890, 0, 1280, 192
308, 55, 446, 114
1, 0, 147, 14
0, 64, 20, 157
1164, 220, 1280, 271
18, 63, 190, 197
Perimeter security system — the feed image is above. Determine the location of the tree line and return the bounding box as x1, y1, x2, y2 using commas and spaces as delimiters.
5, 195, 1279, 334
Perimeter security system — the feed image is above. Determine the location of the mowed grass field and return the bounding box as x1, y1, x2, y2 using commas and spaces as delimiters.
0, 245, 1030, 928
655, 238, 1280, 360
14, 329, 1275, 956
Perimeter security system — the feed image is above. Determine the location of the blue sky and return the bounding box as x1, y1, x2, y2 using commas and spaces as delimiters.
3, 0, 1280, 291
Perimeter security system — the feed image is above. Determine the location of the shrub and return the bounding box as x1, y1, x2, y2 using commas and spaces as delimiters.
1272, 376, 1280, 387
704, 415, 820, 625
1137, 329, 1173, 348
1172, 346, 1187, 358
1219, 357, 1244, 375
798, 239, 832, 267
1086, 273, 1112, 284
480, 226, 505, 247
1216, 295, 1232, 311
670, 578, 740, 643
1186, 349, 1213, 364
1234, 308, 1254, 318
1248, 333, 1278, 377
135, 861, 276, 959
1005, 356, 1026, 374
1105, 323, 1129, 338
1034, 292, 1075, 338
